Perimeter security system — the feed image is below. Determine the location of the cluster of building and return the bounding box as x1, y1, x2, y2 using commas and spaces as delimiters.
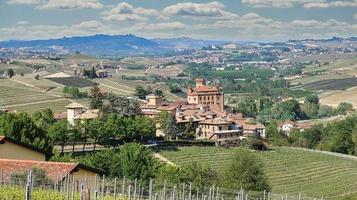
140, 78, 265, 146
54, 78, 265, 146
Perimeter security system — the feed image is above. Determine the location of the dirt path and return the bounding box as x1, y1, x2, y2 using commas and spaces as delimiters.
153, 153, 176, 166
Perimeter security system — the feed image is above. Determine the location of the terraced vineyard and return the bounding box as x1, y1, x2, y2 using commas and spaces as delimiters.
0, 79, 68, 112
6, 99, 72, 113
159, 147, 357, 199
95, 78, 184, 101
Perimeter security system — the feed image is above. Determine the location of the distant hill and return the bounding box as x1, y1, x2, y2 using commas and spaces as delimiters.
153, 37, 226, 50
0, 34, 160, 56
0, 34, 227, 56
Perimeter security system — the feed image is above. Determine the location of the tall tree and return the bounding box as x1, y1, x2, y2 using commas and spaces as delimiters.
7, 68, 14, 78
119, 143, 160, 181
48, 120, 69, 154
90, 86, 104, 109
224, 148, 270, 191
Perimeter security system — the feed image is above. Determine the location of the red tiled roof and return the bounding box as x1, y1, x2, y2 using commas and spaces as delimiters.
0, 159, 78, 182
0, 159, 103, 183
54, 112, 67, 119
196, 85, 218, 92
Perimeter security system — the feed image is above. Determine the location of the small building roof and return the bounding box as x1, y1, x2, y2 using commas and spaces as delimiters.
73, 109, 99, 120
0, 159, 103, 182
200, 118, 230, 125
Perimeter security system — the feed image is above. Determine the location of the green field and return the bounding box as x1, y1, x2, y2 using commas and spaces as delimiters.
0, 79, 61, 107
159, 147, 357, 199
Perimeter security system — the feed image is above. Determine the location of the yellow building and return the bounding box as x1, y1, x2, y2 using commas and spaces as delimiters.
187, 78, 224, 112
0, 136, 49, 161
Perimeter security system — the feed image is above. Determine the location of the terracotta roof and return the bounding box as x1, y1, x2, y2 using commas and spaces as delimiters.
140, 104, 158, 109
73, 109, 99, 120
195, 78, 204, 82
0, 159, 77, 182
196, 85, 218, 92
54, 112, 67, 120
0, 159, 103, 182
200, 118, 230, 125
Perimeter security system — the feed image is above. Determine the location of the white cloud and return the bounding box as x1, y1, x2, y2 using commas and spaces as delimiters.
161, 1, 238, 20
17, 21, 30, 25
36, 0, 103, 10
7, 0, 43, 5
191, 13, 357, 40
304, 0, 357, 8
101, 2, 159, 22
0, 20, 118, 40
241, 0, 324, 8
131, 22, 187, 31
242, 0, 357, 8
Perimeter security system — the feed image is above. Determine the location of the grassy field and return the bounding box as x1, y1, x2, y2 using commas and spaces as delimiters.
159, 147, 357, 199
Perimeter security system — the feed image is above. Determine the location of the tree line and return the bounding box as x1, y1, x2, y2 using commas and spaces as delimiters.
52, 143, 270, 193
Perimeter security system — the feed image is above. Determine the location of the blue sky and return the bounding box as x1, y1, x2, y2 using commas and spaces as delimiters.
1, 0, 357, 41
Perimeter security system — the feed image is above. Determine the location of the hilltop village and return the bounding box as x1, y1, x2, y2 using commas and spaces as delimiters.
60, 78, 265, 146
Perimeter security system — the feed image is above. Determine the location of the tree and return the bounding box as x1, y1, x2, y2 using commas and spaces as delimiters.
305, 94, 319, 105
7, 68, 14, 78
89, 66, 97, 78
224, 149, 270, 191
102, 94, 141, 116
90, 86, 104, 109
162, 113, 180, 140
87, 118, 110, 151
135, 86, 148, 99
154, 89, 164, 97
119, 143, 160, 181
34, 74, 40, 80
181, 161, 220, 190
336, 102, 353, 115
0, 112, 52, 152
48, 120, 69, 154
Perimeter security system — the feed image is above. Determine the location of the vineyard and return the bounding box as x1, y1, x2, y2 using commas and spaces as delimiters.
95, 78, 184, 101
47, 77, 97, 88
0, 79, 62, 107
159, 147, 357, 199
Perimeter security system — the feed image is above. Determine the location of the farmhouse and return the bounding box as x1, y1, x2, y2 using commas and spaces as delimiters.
0, 159, 102, 190
65, 102, 99, 125
96, 70, 109, 78
278, 120, 296, 135
0, 136, 49, 161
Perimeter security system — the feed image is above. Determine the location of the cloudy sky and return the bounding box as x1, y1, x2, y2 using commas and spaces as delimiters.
1, 0, 357, 41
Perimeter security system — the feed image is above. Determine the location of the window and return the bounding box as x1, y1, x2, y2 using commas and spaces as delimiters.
204, 97, 206, 100
194, 98, 196, 101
